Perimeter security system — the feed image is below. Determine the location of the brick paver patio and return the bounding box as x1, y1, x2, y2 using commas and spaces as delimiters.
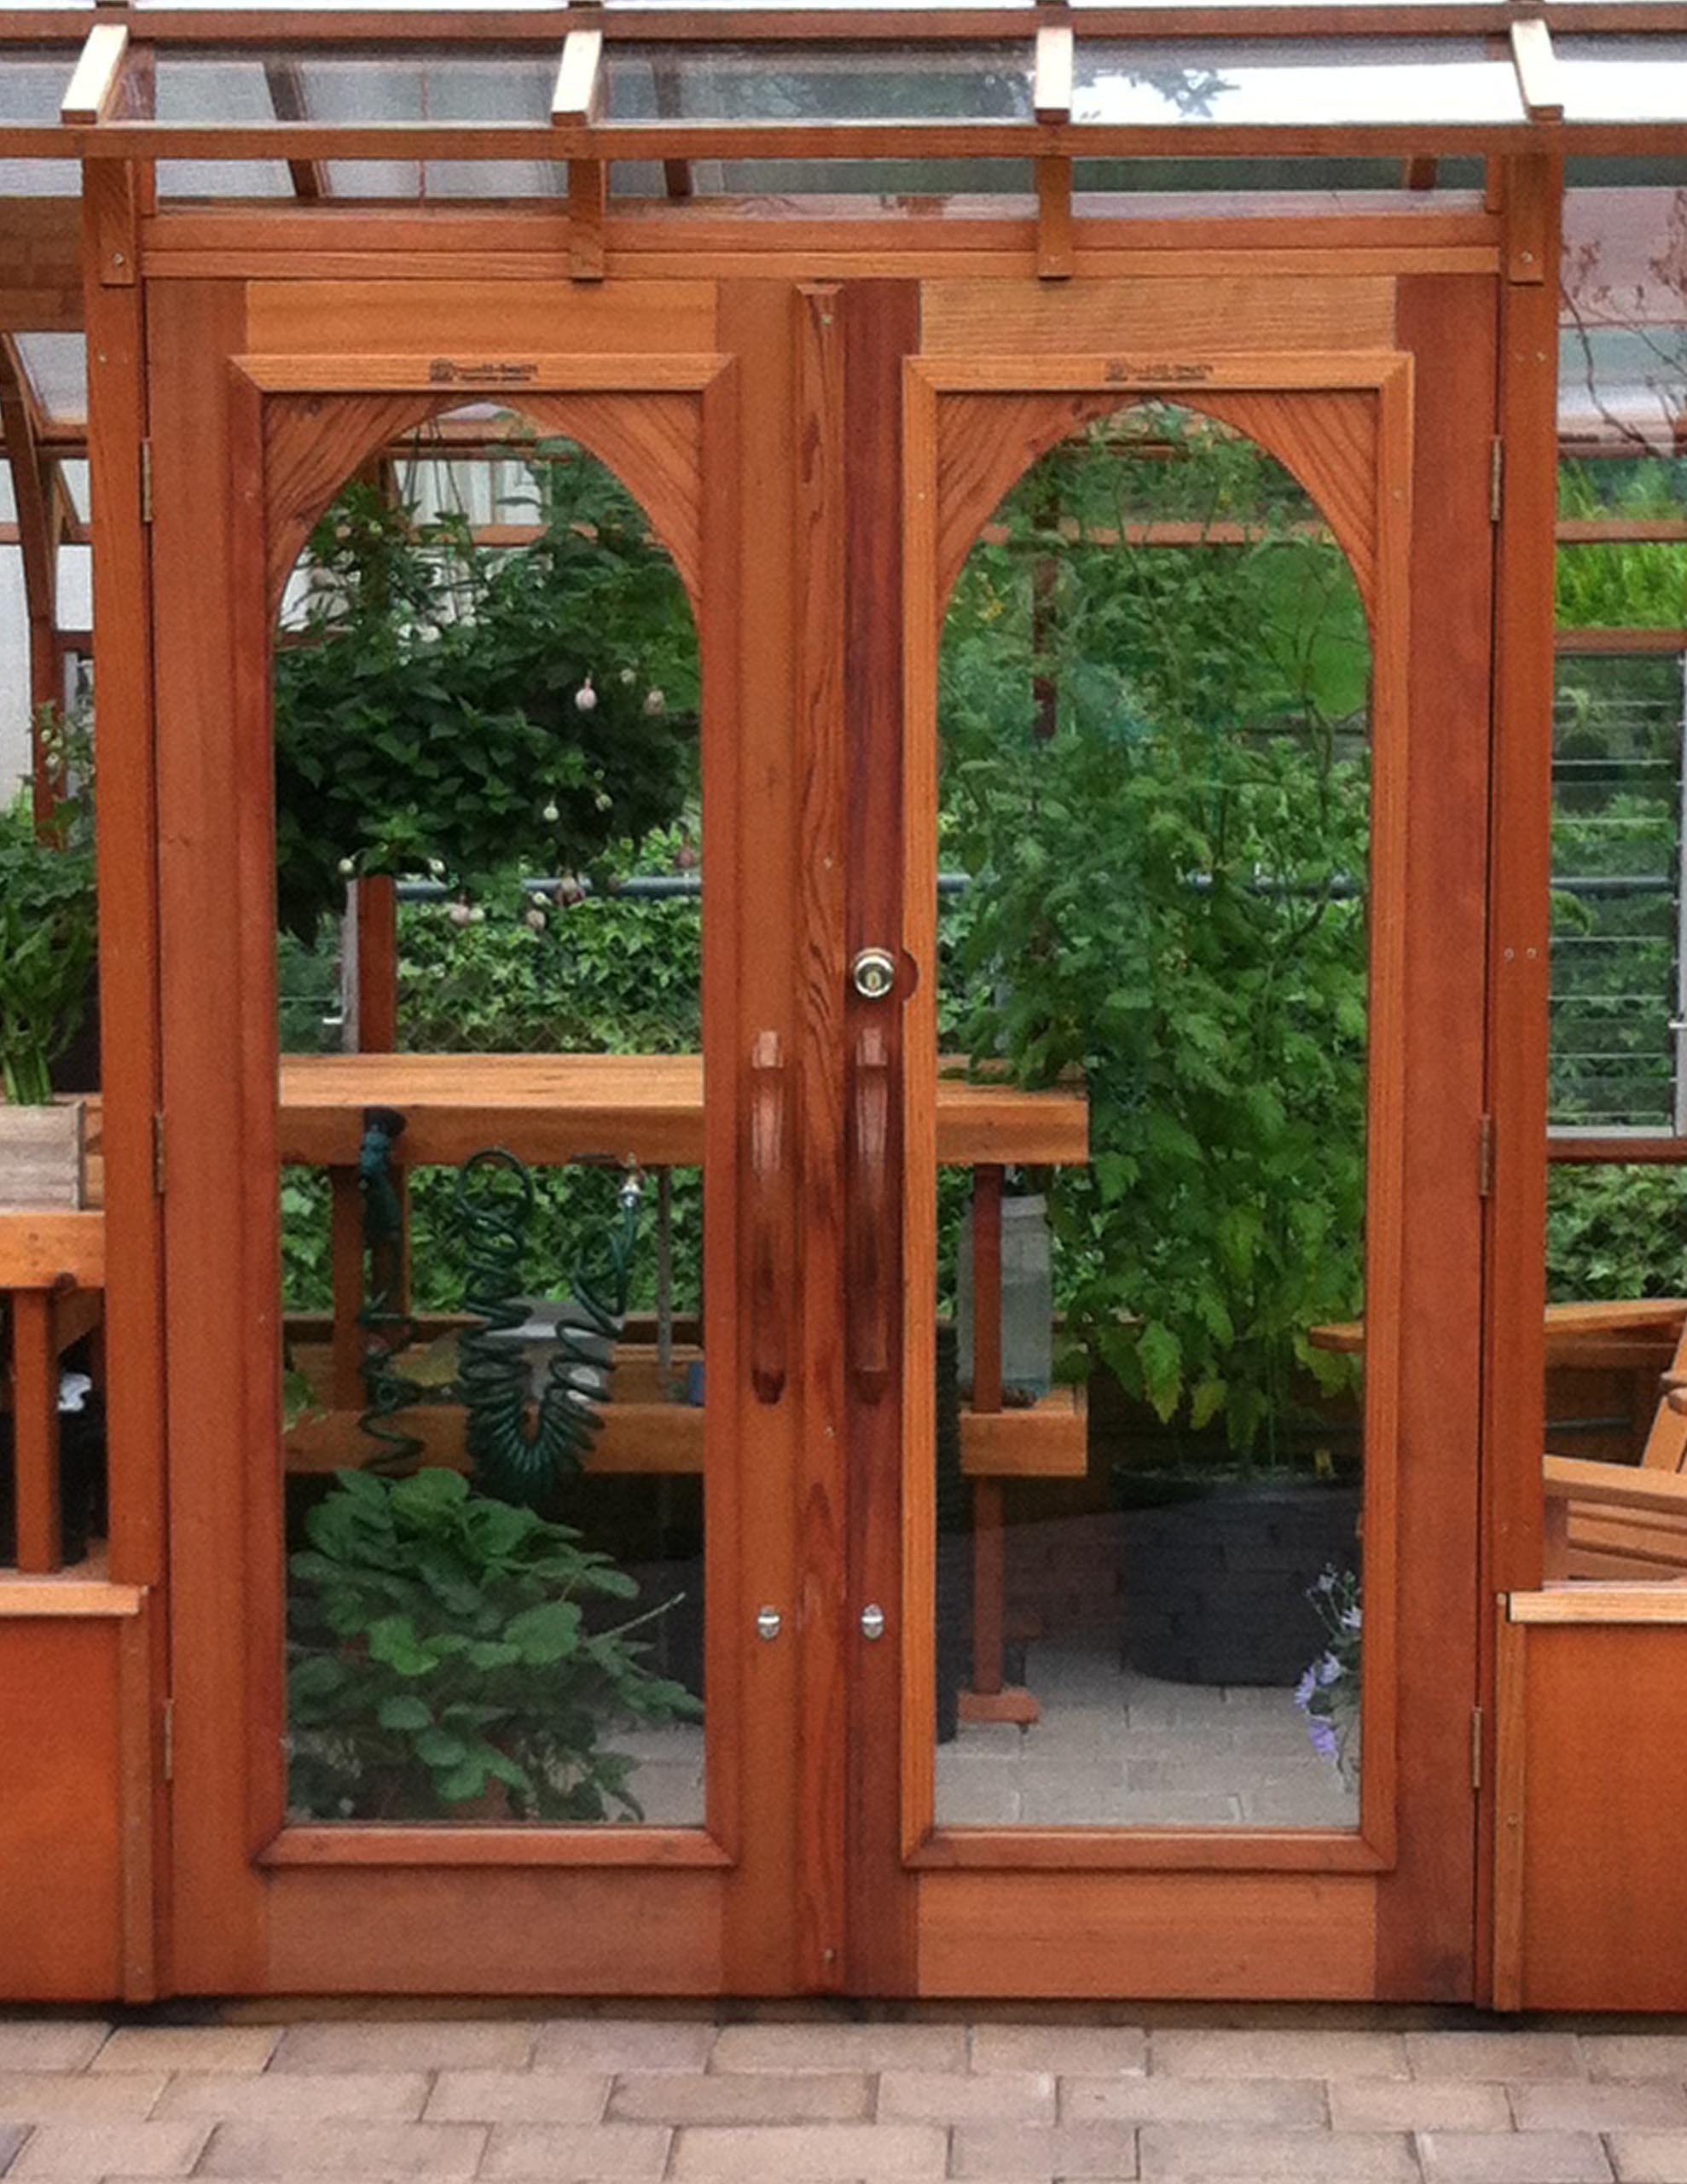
2, 2014, 1687, 2181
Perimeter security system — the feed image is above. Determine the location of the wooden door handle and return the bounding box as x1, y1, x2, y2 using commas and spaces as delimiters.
748, 1030, 787, 1405
849, 1022, 892, 1404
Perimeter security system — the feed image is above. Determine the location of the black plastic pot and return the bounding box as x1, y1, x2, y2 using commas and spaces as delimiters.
1116, 1473, 1359, 1687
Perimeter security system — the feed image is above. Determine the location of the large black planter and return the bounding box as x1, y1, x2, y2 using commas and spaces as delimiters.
1117, 1476, 1359, 1687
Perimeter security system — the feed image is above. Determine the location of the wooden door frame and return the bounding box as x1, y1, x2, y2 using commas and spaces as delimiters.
858, 282, 1496, 1998
152, 277, 808, 1994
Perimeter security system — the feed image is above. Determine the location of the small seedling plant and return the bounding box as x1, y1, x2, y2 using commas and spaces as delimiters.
287, 1467, 699, 1823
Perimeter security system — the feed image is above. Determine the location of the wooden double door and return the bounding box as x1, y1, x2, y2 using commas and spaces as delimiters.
150, 257, 1496, 1999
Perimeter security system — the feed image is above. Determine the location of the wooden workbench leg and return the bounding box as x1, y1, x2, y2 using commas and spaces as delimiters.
11, 1291, 62, 1573
959, 1168, 1039, 1726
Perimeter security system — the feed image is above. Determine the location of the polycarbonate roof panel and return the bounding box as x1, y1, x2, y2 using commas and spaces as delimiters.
14, 334, 84, 424
157, 158, 295, 195
154, 45, 556, 121
0, 50, 76, 123
606, 42, 1032, 123
322, 157, 563, 193
1074, 39, 1526, 126
1559, 38, 1687, 124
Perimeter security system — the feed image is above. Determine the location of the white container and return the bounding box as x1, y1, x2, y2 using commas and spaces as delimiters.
957, 1191, 1053, 1401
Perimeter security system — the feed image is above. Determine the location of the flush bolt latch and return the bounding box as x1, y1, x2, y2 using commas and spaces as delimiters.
756, 1606, 782, 1642
861, 1604, 887, 1641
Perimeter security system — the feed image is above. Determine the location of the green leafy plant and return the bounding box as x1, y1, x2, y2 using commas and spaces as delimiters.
938, 404, 1371, 1459
0, 706, 97, 1107
287, 1466, 699, 1822
273, 439, 699, 941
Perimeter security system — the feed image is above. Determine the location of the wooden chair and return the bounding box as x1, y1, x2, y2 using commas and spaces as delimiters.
1544, 1305, 1687, 1582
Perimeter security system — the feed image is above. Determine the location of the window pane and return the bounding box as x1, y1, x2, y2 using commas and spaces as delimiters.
933, 404, 1371, 1829
1073, 40, 1525, 129
607, 42, 1032, 125
1561, 38, 1687, 126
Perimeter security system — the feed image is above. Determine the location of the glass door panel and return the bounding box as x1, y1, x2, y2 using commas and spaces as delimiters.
923, 397, 1378, 1838
270, 415, 710, 1833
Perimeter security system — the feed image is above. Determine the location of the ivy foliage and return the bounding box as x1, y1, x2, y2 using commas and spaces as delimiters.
273, 438, 699, 942
0, 707, 96, 1107
287, 1466, 699, 1822
938, 404, 1371, 1459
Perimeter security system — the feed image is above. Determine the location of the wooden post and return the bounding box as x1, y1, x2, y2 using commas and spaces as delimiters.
353, 875, 398, 1053
84, 157, 166, 1595
10, 1291, 62, 1574
961, 1165, 1037, 1724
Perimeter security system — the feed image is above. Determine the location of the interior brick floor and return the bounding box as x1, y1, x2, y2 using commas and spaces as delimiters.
3, 2013, 1687, 2181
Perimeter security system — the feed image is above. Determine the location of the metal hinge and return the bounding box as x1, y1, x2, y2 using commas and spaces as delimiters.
1489, 436, 1504, 523
1470, 1705, 1484, 1792
1478, 1113, 1493, 1198
160, 1698, 174, 1784
140, 439, 153, 524
153, 1110, 165, 1196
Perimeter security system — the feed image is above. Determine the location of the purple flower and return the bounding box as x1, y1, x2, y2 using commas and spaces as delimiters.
1316, 1652, 1342, 1687
1293, 1666, 1316, 1710
1308, 1718, 1339, 1763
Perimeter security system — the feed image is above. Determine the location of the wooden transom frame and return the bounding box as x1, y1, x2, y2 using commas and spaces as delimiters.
898, 347, 1413, 1875
218, 346, 746, 1883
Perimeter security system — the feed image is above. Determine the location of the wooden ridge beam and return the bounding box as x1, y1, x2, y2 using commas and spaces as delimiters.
0, 333, 63, 827
5, 6, 1687, 41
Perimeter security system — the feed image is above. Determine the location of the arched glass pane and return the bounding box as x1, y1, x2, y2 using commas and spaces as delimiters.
274, 415, 706, 1827
933, 400, 1371, 1831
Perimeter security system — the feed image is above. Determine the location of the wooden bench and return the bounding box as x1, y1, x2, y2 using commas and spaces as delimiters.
1545, 1304, 1687, 1583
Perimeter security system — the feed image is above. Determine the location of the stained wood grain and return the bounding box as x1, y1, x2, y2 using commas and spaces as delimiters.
793, 279, 849, 1995
922, 276, 1396, 358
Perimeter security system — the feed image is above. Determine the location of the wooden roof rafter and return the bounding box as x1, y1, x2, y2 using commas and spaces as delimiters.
0, 333, 65, 829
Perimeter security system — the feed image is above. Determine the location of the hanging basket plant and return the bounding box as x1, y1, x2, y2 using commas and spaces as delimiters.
272, 449, 699, 943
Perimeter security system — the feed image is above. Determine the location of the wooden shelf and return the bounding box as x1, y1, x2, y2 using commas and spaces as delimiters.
284, 1346, 1087, 1484
959, 1385, 1087, 1478
279, 1053, 1088, 1170
284, 1340, 705, 1478
0, 1211, 105, 1290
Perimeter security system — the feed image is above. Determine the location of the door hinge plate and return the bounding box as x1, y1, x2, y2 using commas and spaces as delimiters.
1471, 1704, 1484, 1792
153, 1110, 165, 1196
1478, 1113, 1493, 1199
140, 438, 153, 524
160, 1697, 174, 1783
1490, 436, 1504, 523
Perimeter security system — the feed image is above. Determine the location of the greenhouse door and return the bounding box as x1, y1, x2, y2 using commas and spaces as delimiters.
152, 276, 814, 1997
849, 276, 1499, 2000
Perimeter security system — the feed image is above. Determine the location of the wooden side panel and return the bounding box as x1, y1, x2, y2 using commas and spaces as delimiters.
149, 278, 265, 1995
921, 276, 1395, 358
266, 1868, 724, 1995
0, 1619, 126, 1999
1507, 1625, 1687, 2011
1373, 274, 1499, 2002
918, 1872, 1378, 1999
245, 279, 717, 359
